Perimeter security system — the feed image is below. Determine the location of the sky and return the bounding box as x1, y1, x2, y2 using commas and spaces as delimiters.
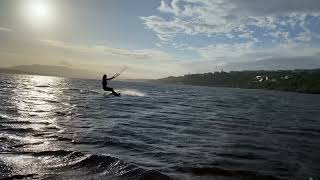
0, 0, 320, 78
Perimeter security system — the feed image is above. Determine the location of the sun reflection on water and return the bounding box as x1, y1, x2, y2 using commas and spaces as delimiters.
0, 74, 79, 176
7, 75, 73, 150
12, 75, 65, 121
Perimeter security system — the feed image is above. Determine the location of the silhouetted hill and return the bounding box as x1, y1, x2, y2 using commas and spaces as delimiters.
0, 65, 101, 79
156, 69, 320, 94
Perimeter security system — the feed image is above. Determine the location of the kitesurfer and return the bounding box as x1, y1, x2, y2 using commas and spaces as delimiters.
102, 74, 120, 96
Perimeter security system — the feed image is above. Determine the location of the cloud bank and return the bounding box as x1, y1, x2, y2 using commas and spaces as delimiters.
142, 0, 320, 40
38, 39, 188, 78
141, 0, 320, 69
0, 27, 12, 32
40, 39, 175, 61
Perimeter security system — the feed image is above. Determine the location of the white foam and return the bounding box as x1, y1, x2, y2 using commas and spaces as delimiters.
118, 89, 146, 97
0, 113, 11, 120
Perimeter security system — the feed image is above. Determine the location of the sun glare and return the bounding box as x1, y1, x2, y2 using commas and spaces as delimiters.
24, 0, 52, 26
31, 2, 49, 18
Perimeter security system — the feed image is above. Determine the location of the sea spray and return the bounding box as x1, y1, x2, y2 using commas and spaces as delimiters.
118, 89, 146, 97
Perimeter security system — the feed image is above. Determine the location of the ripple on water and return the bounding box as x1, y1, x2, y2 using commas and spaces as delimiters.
1, 74, 320, 179
0, 150, 172, 179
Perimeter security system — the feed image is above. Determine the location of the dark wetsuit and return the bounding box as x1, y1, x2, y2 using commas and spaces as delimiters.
102, 75, 119, 96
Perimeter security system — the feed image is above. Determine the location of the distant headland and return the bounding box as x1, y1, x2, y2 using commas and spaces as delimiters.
156, 69, 320, 94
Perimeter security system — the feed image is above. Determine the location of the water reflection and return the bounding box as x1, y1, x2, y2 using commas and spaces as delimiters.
12, 75, 63, 117
1, 74, 320, 179
5, 75, 72, 151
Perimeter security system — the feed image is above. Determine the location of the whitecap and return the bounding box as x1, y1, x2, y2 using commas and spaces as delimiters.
118, 89, 146, 97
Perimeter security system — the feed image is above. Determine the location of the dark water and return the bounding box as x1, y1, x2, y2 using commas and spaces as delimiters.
1, 74, 320, 180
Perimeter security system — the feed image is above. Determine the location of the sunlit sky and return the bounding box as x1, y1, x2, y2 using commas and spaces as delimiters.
0, 0, 320, 78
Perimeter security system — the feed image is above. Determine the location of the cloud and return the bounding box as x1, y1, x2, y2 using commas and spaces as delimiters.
193, 42, 256, 61
229, 0, 320, 15
0, 27, 12, 32
139, 0, 320, 75
194, 41, 320, 62
141, 0, 320, 42
295, 32, 312, 42
1, 33, 183, 79
174, 40, 320, 75
39, 39, 175, 61
34, 39, 186, 78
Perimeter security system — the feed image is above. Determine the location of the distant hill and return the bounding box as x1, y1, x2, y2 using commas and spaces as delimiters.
156, 69, 320, 94
0, 65, 101, 79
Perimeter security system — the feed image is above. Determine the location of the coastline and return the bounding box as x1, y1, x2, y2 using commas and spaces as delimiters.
155, 69, 320, 94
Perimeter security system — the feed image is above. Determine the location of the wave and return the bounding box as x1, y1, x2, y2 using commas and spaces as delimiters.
85, 88, 147, 97
62, 88, 100, 95
0, 126, 36, 134
175, 166, 279, 180
139, 170, 173, 180
1, 174, 37, 180
80, 89, 101, 95
4, 149, 172, 179
44, 99, 60, 103
31, 150, 74, 157
70, 136, 154, 152
1, 120, 32, 125
45, 126, 60, 130
61, 87, 146, 97
62, 87, 80, 91
35, 85, 50, 88
119, 89, 146, 97
1, 120, 51, 127
42, 135, 74, 142
217, 152, 266, 161
0, 113, 11, 120
55, 111, 75, 117
12, 141, 44, 148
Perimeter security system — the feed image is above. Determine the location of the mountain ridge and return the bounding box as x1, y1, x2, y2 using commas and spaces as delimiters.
0, 64, 101, 79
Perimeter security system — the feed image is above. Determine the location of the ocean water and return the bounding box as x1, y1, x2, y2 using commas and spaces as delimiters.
0, 74, 320, 180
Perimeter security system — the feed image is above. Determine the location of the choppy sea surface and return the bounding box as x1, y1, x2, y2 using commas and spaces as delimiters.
0, 74, 320, 180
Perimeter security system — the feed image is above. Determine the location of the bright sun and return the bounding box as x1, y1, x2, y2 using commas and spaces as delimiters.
25, 0, 52, 25
31, 2, 49, 18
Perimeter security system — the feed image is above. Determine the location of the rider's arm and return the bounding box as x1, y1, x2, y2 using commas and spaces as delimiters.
106, 77, 115, 80
106, 73, 120, 80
